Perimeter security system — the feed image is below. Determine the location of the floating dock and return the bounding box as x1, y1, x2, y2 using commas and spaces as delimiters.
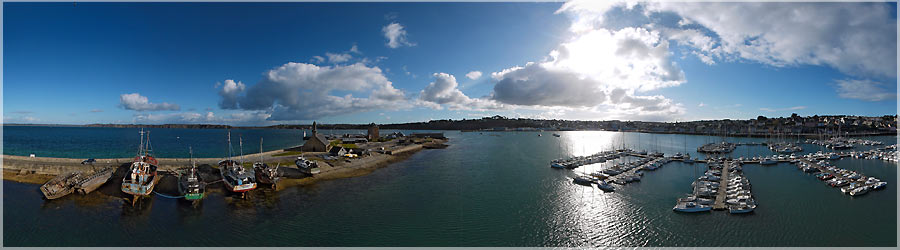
712, 161, 733, 210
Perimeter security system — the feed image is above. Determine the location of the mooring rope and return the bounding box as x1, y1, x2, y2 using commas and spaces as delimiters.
152, 191, 184, 199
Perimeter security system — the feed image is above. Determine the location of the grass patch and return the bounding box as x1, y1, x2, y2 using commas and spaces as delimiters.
273, 151, 304, 157
340, 143, 358, 149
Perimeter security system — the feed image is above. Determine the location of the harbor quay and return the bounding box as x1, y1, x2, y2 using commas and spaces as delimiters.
3, 131, 449, 202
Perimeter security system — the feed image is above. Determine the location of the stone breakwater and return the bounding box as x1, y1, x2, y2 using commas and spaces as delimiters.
2, 140, 447, 190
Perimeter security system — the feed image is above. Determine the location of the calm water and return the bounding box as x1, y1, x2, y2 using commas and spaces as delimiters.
2, 126, 427, 158
3, 129, 897, 247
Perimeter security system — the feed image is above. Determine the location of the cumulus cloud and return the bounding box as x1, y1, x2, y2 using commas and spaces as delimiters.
646, 2, 897, 78
465, 71, 482, 80
418, 73, 502, 110
488, 26, 686, 119
119, 93, 180, 111
218, 80, 246, 109
216, 62, 408, 120
383, 22, 415, 48
834, 79, 896, 102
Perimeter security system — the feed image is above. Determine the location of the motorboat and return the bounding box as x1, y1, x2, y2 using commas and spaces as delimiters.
597, 181, 615, 192
673, 201, 712, 213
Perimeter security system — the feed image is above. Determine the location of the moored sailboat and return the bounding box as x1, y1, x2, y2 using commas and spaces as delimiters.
219, 131, 257, 197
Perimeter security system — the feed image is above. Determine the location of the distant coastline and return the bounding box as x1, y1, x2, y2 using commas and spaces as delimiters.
4, 114, 897, 137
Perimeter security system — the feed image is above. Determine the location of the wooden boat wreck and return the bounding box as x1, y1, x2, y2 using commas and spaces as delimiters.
40, 171, 83, 200
75, 166, 115, 195
122, 129, 161, 205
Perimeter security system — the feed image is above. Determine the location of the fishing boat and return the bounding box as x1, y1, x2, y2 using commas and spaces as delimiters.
253, 138, 281, 189
552, 133, 561, 137
178, 147, 206, 201
122, 129, 161, 205
40, 171, 83, 200
75, 167, 114, 195
296, 156, 321, 175
219, 132, 257, 196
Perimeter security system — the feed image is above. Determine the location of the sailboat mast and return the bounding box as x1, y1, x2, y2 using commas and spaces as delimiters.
138, 129, 144, 156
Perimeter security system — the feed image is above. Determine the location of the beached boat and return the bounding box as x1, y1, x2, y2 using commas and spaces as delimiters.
296, 157, 321, 175
178, 148, 206, 201
219, 132, 257, 195
254, 162, 280, 188
122, 129, 161, 205
253, 138, 281, 188
40, 171, 83, 200
75, 167, 114, 195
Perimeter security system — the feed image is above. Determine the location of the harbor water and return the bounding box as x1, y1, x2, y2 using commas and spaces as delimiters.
3, 128, 897, 246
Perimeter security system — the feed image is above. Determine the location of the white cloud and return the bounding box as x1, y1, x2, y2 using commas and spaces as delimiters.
349, 44, 361, 54
218, 80, 246, 109
488, 26, 686, 120
834, 79, 896, 102
132, 111, 271, 125
465, 71, 482, 80
382, 22, 415, 48
646, 2, 897, 79
698, 102, 705, 107
217, 62, 408, 120
311, 56, 325, 64
325, 52, 352, 63
418, 73, 503, 110
119, 93, 180, 111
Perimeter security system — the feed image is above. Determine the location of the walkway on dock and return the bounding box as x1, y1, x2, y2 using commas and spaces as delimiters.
712, 161, 732, 210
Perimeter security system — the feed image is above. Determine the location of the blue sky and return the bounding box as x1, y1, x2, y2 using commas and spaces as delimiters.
4, 2, 897, 125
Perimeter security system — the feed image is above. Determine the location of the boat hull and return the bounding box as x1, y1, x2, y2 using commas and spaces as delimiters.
40, 171, 82, 200
76, 168, 114, 195
121, 174, 159, 196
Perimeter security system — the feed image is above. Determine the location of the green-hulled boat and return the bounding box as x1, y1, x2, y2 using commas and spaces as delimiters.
178, 148, 206, 201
